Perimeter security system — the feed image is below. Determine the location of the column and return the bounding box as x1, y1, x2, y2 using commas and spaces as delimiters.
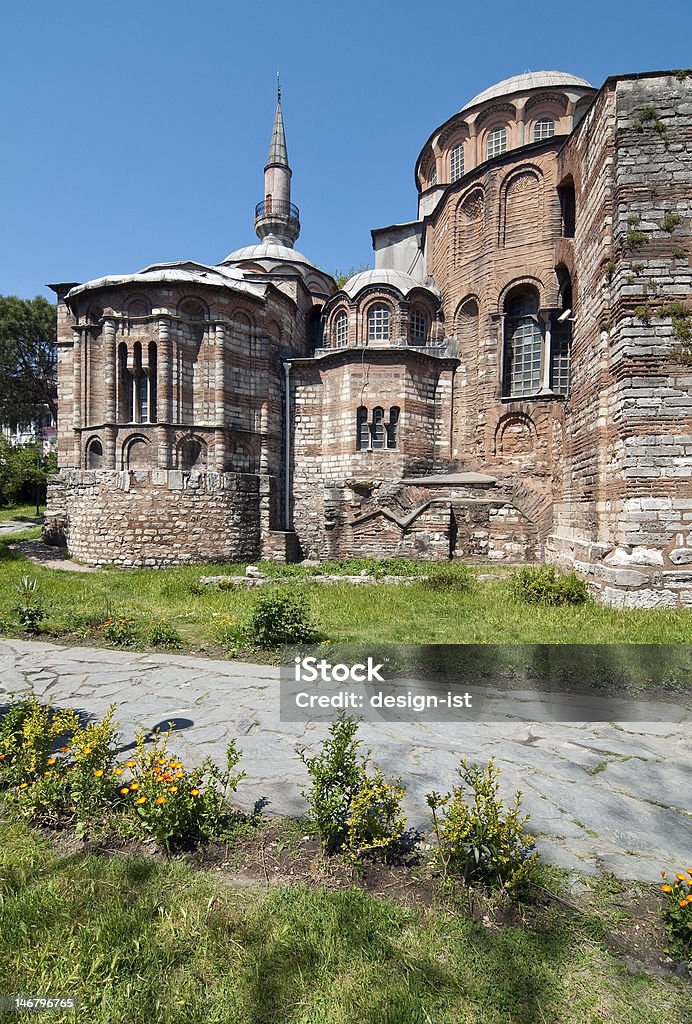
102, 318, 117, 423
157, 317, 173, 423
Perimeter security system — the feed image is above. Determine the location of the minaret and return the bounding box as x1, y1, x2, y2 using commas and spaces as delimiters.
254, 76, 301, 247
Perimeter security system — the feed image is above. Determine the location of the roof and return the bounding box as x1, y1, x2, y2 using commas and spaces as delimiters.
221, 239, 318, 269
341, 268, 439, 298
65, 261, 267, 302
463, 71, 593, 110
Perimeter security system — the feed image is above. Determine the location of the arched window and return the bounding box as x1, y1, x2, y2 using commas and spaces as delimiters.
558, 176, 576, 238
367, 304, 390, 343
450, 143, 464, 182
85, 438, 103, 469
148, 342, 158, 422
179, 299, 207, 347
334, 311, 348, 347
503, 292, 542, 397
371, 407, 386, 449
534, 118, 555, 141
429, 166, 437, 186
127, 297, 150, 317
487, 127, 507, 159
356, 407, 369, 450
410, 308, 427, 344
551, 272, 572, 396
387, 407, 400, 449
118, 342, 132, 422
180, 438, 205, 470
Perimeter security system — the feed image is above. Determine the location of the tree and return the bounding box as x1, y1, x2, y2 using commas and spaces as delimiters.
0, 436, 57, 506
0, 295, 57, 428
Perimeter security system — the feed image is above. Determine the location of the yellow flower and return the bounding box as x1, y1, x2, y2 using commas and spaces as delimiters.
82, 747, 93, 755
661, 884, 673, 893
120, 786, 130, 795
136, 797, 146, 805
168, 786, 178, 794
679, 899, 688, 908
44, 770, 51, 776
129, 781, 140, 791
175, 772, 184, 780
126, 760, 136, 768
94, 769, 104, 778
156, 796, 166, 805
676, 873, 686, 881
47, 757, 57, 765
190, 789, 200, 797
19, 782, 28, 789
114, 768, 123, 776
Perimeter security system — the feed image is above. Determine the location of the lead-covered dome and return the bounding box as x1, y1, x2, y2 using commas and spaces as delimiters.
341, 268, 439, 298
463, 71, 593, 111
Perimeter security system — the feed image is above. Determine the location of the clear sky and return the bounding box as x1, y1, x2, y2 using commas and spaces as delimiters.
2, 0, 692, 300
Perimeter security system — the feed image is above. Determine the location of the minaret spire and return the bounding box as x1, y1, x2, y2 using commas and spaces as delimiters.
254, 78, 300, 247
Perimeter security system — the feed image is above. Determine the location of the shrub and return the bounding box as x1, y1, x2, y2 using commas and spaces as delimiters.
297, 716, 406, 860
660, 869, 692, 957
427, 758, 538, 895
422, 564, 474, 592
511, 564, 588, 606
250, 589, 319, 648
144, 619, 182, 649
117, 730, 246, 850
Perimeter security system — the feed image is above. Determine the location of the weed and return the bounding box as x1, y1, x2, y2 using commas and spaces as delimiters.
510, 564, 589, 606
659, 869, 692, 957
250, 589, 320, 648
662, 212, 681, 233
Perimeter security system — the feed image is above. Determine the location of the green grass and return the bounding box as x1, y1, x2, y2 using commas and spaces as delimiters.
0, 503, 41, 523
0, 817, 687, 1024
0, 534, 689, 649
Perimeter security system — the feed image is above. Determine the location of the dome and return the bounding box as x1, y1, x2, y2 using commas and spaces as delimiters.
221, 239, 317, 269
341, 268, 439, 298
463, 71, 593, 111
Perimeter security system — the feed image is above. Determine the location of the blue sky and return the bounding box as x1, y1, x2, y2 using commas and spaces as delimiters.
2, 0, 692, 299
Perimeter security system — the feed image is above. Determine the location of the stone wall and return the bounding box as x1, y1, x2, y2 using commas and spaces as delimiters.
44, 469, 263, 567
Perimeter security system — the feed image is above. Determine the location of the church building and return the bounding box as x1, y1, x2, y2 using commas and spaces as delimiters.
45, 70, 692, 608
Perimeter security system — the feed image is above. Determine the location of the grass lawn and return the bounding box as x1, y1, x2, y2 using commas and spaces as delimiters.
0, 528, 690, 649
0, 503, 41, 523
0, 815, 688, 1024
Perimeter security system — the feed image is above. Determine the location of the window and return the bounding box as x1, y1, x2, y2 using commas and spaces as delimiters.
127, 298, 150, 317
503, 293, 542, 397
534, 118, 555, 141
387, 407, 399, 449
487, 127, 507, 159
180, 299, 207, 347
356, 407, 400, 450
356, 407, 370, 450
550, 319, 571, 396
334, 311, 348, 347
367, 304, 390, 343
429, 166, 437, 186
85, 438, 103, 469
410, 308, 427, 344
558, 177, 576, 238
450, 143, 464, 182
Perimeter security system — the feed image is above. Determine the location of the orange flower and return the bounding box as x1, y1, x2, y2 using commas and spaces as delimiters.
129, 781, 140, 791
82, 747, 93, 755
676, 873, 686, 881
679, 899, 688, 908
0, 754, 5, 760
175, 772, 184, 780
155, 796, 166, 805
190, 789, 200, 797
120, 786, 130, 795
168, 786, 178, 794
136, 797, 146, 805
47, 757, 57, 765
661, 884, 673, 893
93, 769, 104, 778
60, 746, 69, 753
157, 759, 167, 766
114, 768, 123, 776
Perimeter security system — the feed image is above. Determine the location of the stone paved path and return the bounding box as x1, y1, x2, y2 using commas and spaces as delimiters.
1, 638, 690, 882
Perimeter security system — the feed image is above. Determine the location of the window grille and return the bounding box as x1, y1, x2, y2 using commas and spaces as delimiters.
410, 309, 427, 344
534, 118, 555, 141
334, 312, 348, 347
450, 143, 464, 182
367, 304, 390, 342
503, 294, 542, 397
487, 127, 507, 159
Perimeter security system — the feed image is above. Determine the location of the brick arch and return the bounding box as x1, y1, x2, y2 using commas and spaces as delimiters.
176, 433, 207, 471
122, 433, 153, 470
230, 308, 255, 330
454, 187, 485, 266
496, 275, 545, 314
500, 166, 544, 247
494, 412, 537, 458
